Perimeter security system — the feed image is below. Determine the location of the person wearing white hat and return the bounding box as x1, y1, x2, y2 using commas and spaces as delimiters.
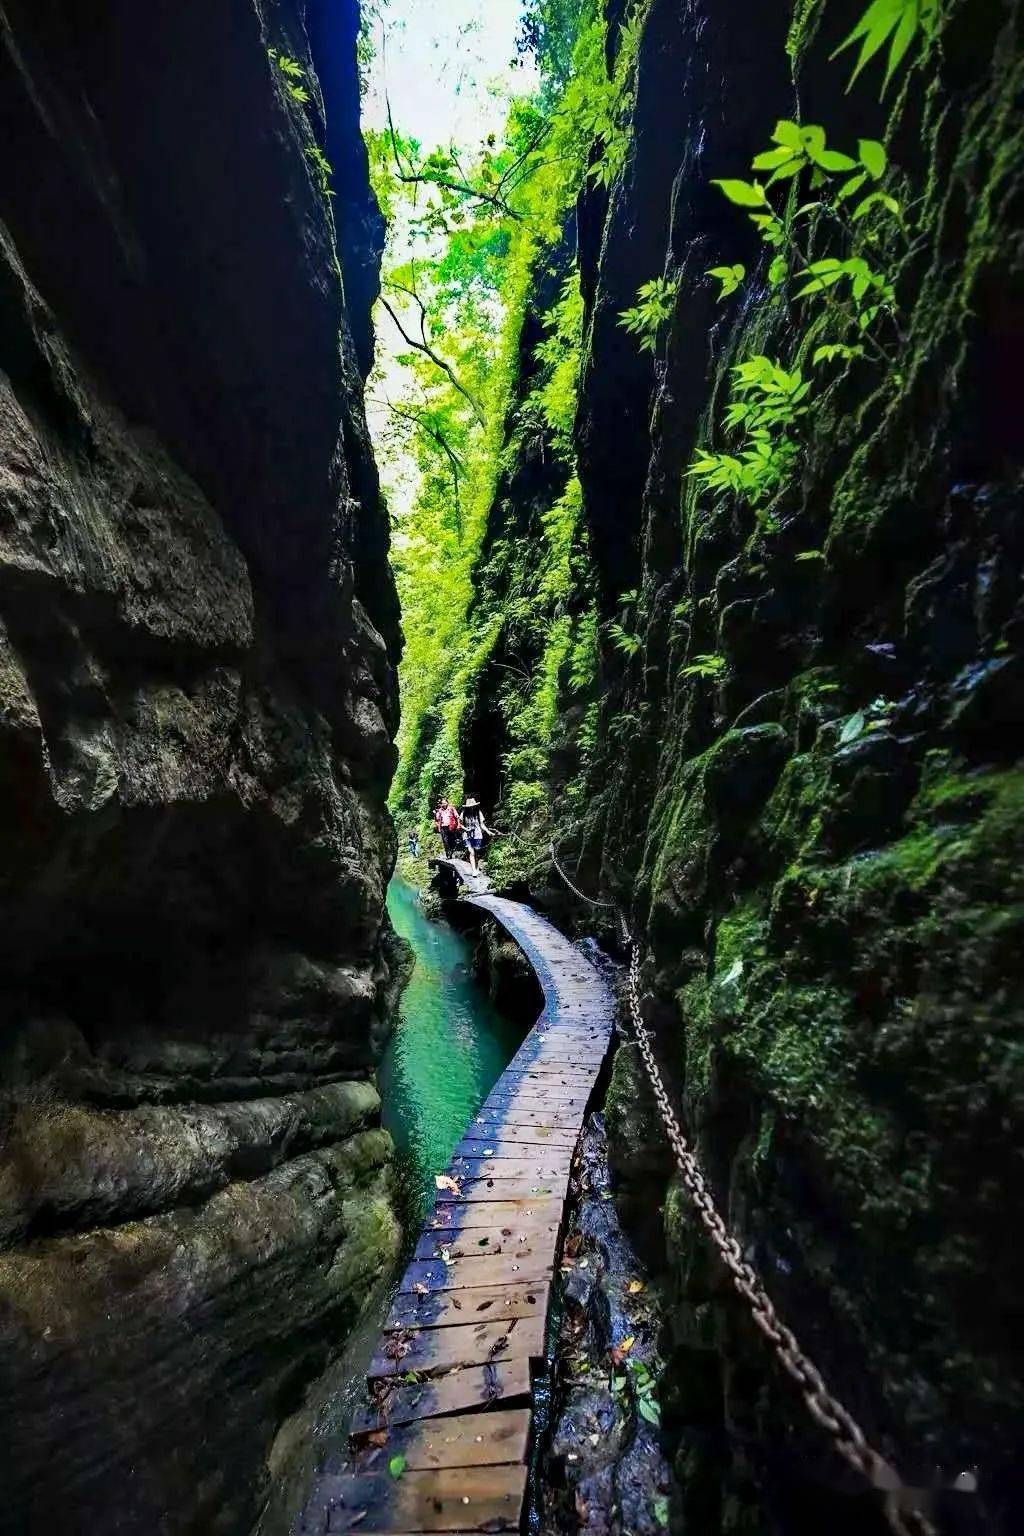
460, 794, 494, 872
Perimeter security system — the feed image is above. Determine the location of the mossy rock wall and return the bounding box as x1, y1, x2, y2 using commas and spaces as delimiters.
495, 1, 1022, 1531
570, 2, 1023, 1530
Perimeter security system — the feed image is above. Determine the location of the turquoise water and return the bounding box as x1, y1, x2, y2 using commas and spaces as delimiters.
380, 876, 526, 1220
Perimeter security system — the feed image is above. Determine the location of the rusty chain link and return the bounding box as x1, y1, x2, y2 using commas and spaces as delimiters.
623, 941, 939, 1536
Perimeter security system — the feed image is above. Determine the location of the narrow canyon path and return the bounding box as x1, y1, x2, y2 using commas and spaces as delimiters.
297, 863, 617, 1534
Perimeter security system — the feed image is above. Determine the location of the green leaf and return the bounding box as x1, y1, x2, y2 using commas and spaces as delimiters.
815, 149, 859, 173
852, 190, 901, 220
711, 178, 767, 208
836, 171, 869, 203
706, 264, 746, 299
768, 255, 788, 285
653, 1496, 670, 1528
839, 710, 867, 745
858, 139, 887, 177
752, 145, 797, 171
833, 0, 938, 95
771, 119, 804, 149
389, 1455, 407, 1479
794, 549, 825, 562
638, 1397, 662, 1426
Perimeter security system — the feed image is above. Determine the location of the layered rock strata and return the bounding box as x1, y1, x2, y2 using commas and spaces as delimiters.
0, 1, 400, 1530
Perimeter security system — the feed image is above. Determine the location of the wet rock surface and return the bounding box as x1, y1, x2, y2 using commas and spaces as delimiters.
0, 2, 400, 1530
567, 3, 1024, 1533
541, 1113, 675, 1536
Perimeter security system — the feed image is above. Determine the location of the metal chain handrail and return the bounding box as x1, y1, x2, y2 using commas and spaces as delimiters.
544, 845, 939, 1536
624, 942, 938, 1536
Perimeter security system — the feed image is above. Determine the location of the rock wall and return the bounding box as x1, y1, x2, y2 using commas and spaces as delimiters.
444, 1, 1022, 1532
578, 3, 1024, 1533
0, 2, 401, 1531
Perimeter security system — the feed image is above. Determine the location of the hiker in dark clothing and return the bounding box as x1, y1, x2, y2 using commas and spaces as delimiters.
460, 795, 494, 873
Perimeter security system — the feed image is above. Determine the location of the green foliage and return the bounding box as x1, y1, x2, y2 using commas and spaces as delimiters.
269, 48, 312, 105
618, 276, 679, 353
694, 68, 913, 526
530, 274, 585, 455
707, 263, 746, 300
608, 622, 641, 659
681, 653, 727, 681
833, 0, 941, 95
380, 5, 616, 831
689, 356, 810, 503
305, 143, 333, 197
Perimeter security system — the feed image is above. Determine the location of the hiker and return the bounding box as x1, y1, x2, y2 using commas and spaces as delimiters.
460, 794, 494, 873
407, 827, 420, 858
433, 796, 460, 857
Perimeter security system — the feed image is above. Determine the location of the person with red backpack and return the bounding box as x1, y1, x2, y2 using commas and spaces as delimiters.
433, 795, 461, 857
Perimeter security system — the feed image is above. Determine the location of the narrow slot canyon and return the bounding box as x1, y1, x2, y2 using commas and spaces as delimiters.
0, 3, 1021, 1536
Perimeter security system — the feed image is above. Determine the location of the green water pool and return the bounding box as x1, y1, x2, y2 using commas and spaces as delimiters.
379, 875, 526, 1221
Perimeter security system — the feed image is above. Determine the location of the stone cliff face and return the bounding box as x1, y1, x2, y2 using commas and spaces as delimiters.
450, 1, 1022, 1532
582, 3, 1024, 1532
0, 2, 400, 1531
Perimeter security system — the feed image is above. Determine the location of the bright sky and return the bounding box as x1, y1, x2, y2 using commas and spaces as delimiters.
362, 0, 537, 150
361, 1, 538, 515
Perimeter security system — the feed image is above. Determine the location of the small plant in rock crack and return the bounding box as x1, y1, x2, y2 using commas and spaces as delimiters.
618, 276, 679, 354
268, 48, 311, 105
622, 1358, 661, 1426
688, 354, 811, 505
608, 621, 641, 659
306, 143, 334, 197
681, 652, 728, 682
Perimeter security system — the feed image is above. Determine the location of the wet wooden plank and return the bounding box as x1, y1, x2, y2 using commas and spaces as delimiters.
441, 1172, 570, 1204
448, 1155, 572, 1181
454, 1124, 579, 1150
454, 1138, 575, 1163
466, 1108, 583, 1130
368, 1316, 545, 1378
425, 1197, 564, 1232
354, 1408, 531, 1472
413, 1222, 560, 1263
399, 1248, 554, 1293
351, 1360, 532, 1435
386, 1282, 548, 1332
484, 1080, 589, 1102
316, 1463, 527, 1531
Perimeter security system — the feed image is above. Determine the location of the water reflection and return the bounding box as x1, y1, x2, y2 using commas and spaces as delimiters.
380, 876, 525, 1220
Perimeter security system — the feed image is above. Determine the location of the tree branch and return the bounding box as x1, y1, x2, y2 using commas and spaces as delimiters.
378, 293, 485, 424
371, 396, 465, 539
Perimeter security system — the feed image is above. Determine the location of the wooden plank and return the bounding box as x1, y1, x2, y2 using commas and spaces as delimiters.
454, 1124, 579, 1150
484, 1081, 589, 1103
315, 1464, 527, 1531
413, 1223, 560, 1262
446, 1173, 570, 1203
386, 1282, 548, 1332
448, 1155, 571, 1181
368, 1316, 545, 1378
467, 1108, 583, 1130
351, 1359, 532, 1435
481, 1092, 587, 1115
399, 1249, 554, 1293
354, 1408, 531, 1471
454, 1138, 575, 1163
425, 1197, 564, 1232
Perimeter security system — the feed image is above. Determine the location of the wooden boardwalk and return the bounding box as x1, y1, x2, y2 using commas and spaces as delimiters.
297, 862, 615, 1535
